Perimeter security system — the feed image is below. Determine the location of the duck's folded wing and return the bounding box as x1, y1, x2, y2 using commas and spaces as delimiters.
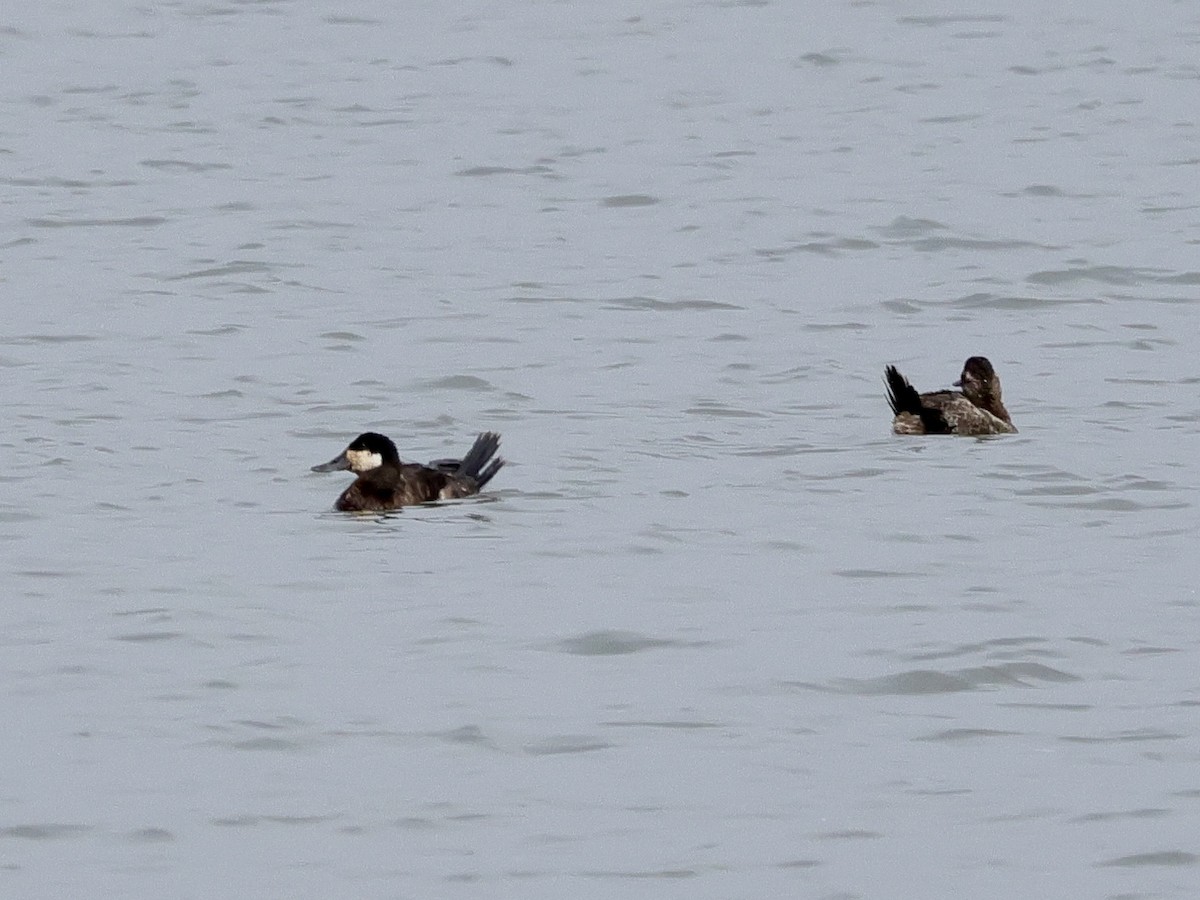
925, 394, 1012, 435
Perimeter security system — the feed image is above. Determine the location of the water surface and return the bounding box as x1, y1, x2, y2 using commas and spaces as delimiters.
3, 2, 1199, 898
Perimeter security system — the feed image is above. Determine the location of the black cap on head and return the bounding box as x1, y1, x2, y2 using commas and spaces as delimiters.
349, 432, 400, 461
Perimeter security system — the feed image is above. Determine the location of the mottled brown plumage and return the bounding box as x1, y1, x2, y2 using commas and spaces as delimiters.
885, 357, 1016, 436
313, 431, 504, 512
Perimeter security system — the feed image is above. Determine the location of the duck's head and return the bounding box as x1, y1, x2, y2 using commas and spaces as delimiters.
954, 356, 1001, 403
312, 432, 401, 474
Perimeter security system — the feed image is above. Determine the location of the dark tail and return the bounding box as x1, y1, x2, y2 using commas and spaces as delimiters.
884, 365, 951, 434
884, 365, 921, 417
456, 432, 505, 488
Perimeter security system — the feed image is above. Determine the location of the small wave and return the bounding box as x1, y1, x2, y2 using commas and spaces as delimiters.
523, 735, 612, 755
26, 215, 167, 228
600, 194, 659, 207
421, 375, 493, 391
804, 662, 1079, 695
555, 630, 680, 656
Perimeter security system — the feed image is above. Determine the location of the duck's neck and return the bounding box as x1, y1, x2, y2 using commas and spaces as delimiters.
985, 396, 1012, 424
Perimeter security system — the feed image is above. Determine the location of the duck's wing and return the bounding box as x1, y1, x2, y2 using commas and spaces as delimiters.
426, 457, 461, 474
935, 397, 1015, 435
922, 393, 1014, 435
393, 464, 456, 504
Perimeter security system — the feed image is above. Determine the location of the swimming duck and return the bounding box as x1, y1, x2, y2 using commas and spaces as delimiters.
885, 357, 1016, 435
312, 431, 505, 511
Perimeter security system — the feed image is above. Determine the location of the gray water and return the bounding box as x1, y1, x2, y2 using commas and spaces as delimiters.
3, 2, 1200, 898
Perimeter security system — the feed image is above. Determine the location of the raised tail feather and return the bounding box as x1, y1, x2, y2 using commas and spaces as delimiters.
884, 366, 951, 434
456, 432, 505, 488
884, 365, 922, 417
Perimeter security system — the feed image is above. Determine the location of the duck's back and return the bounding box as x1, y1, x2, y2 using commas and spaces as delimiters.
917, 391, 1015, 436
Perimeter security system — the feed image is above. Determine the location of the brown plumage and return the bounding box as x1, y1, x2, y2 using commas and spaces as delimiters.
312, 431, 504, 512
885, 357, 1016, 436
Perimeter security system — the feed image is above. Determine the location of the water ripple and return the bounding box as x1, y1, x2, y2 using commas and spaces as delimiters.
1097, 851, 1199, 867
555, 630, 683, 656
523, 735, 612, 755
0, 824, 91, 840
798, 662, 1079, 695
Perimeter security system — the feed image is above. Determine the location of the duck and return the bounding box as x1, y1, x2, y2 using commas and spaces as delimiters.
312, 431, 505, 511
885, 357, 1016, 435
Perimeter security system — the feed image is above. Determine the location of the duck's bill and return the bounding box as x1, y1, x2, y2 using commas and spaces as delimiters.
952, 378, 962, 387
312, 452, 351, 473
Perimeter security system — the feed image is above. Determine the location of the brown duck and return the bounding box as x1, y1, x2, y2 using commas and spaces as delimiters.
313, 431, 505, 511
885, 357, 1016, 436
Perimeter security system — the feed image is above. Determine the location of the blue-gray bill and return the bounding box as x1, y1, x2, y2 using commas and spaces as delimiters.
311, 452, 351, 473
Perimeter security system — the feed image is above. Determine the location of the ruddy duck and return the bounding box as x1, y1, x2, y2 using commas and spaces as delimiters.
885, 357, 1016, 436
312, 431, 505, 511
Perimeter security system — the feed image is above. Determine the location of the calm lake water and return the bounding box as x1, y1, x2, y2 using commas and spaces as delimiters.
3, 2, 1200, 898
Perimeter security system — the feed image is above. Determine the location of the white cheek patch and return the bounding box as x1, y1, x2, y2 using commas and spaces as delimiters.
346, 449, 383, 472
